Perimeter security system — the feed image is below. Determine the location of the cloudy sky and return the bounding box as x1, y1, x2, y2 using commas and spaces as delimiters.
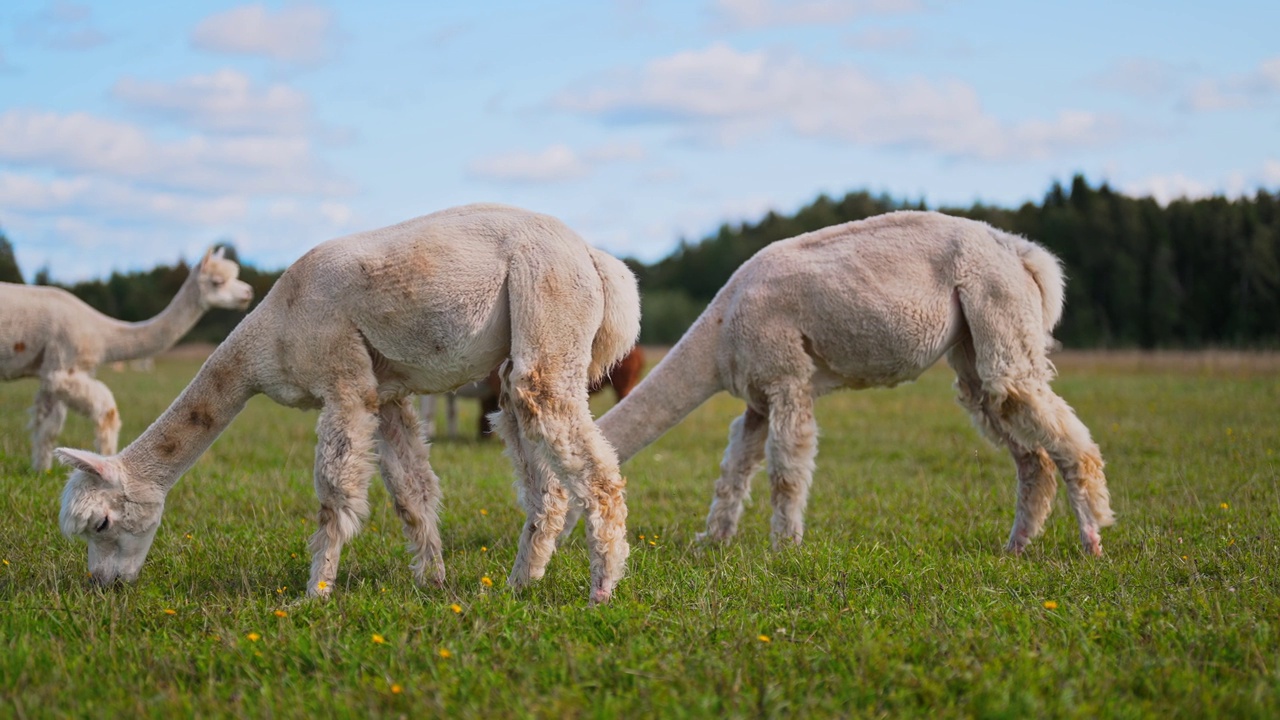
2, 0, 1277, 281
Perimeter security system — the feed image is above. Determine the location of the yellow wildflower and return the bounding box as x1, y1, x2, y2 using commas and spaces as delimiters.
480, 508, 489, 516
246, 632, 261, 642
481, 546, 488, 553
1220, 502, 1229, 509
317, 581, 328, 590
2, 559, 8, 566
274, 610, 288, 618
481, 576, 494, 587
163, 608, 177, 615
390, 684, 403, 695
757, 635, 770, 643
439, 648, 452, 658
1043, 600, 1058, 610
372, 634, 386, 644
450, 604, 462, 614
649, 541, 656, 546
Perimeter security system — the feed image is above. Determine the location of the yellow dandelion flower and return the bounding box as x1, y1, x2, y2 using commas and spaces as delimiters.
390, 684, 403, 695
481, 546, 488, 553
274, 610, 288, 618
2, 559, 8, 566
1182, 555, 1189, 560
757, 635, 771, 643
1220, 502, 1229, 509
639, 534, 645, 540
163, 608, 176, 615
276, 586, 286, 595
185, 534, 192, 539
372, 634, 386, 644
480, 508, 489, 516
649, 541, 656, 546
291, 553, 298, 559
246, 632, 261, 642
317, 581, 328, 590
481, 576, 494, 587
439, 648, 452, 658
450, 604, 462, 614
1043, 600, 1058, 610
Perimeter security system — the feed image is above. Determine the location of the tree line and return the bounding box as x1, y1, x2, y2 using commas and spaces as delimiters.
3, 175, 1278, 349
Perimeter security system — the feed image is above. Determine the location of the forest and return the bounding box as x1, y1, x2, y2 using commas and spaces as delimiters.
3, 175, 1278, 349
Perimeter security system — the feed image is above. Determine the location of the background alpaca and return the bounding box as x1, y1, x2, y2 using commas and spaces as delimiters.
0, 248, 252, 471
55, 204, 639, 604
421, 346, 646, 440
582, 210, 1113, 557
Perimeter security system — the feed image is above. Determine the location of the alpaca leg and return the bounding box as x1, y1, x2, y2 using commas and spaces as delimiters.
308, 396, 378, 598
997, 383, 1113, 556
491, 403, 570, 587
949, 346, 1058, 554
765, 386, 818, 548
697, 406, 768, 544
376, 398, 445, 586
503, 364, 629, 604
46, 369, 121, 456
418, 395, 437, 442
29, 387, 67, 471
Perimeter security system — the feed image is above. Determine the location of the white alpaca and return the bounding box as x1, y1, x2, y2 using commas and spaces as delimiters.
1, 248, 253, 471
587, 211, 1114, 556
55, 204, 639, 604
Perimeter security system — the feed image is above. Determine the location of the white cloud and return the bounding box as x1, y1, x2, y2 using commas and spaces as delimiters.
713, 0, 921, 30
0, 172, 248, 224
23, 1, 109, 51
1123, 160, 1280, 205
469, 142, 647, 184
191, 3, 337, 66
0, 109, 351, 196
1182, 57, 1280, 111
113, 69, 311, 135
557, 44, 1119, 161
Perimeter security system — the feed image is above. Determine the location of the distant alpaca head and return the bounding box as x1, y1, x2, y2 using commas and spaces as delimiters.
55, 448, 164, 586
197, 246, 254, 311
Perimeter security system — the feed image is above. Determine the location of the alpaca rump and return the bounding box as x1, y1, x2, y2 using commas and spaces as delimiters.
0, 247, 253, 471
56, 204, 640, 604
592, 210, 1114, 557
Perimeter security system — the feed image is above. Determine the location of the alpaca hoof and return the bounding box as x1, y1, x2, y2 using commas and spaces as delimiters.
1005, 535, 1030, 555
1081, 528, 1103, 557
590, 585, 613, 605
769, 534, 803, 551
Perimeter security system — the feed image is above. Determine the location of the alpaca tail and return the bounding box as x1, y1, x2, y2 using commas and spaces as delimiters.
1013, 237, 1066, 334
586, 247, 642, 384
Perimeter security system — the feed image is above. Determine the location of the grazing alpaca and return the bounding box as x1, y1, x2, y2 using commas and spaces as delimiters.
422, 346, 646, 440
588, 210, 1114, 556
56, 204, 639, 604
0, 248, 253, 471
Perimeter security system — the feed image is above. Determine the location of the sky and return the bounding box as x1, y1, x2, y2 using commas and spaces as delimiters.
1, 0, 1278, 282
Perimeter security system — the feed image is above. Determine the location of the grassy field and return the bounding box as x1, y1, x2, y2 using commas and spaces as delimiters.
1, 350, 1277, 718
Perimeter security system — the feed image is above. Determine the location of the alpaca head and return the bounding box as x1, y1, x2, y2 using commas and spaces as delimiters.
55, 448, 165, 586
197, 246, 254, 311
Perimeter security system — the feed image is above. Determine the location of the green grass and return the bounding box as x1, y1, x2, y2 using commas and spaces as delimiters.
1, 352, 1278, 718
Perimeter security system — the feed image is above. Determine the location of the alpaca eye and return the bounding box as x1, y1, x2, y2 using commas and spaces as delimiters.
95, 516, 110, 532
210, 278, 225, 288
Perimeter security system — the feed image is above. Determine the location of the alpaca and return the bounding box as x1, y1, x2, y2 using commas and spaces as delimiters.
55, 204, 640, 604
1, 248, 253, 471
422, 346, 646, 441
583, 210, 1114, 557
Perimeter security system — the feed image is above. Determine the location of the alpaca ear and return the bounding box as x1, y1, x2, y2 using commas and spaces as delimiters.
213, 246, 226, 261
54, 448, 122, 486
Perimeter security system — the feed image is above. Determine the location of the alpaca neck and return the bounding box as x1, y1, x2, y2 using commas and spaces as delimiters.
103, 270, 206, 363
119, 334, 255, 492
598, 313, 724, 463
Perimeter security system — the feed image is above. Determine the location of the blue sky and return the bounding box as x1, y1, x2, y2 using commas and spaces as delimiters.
2, 0, 1278, 281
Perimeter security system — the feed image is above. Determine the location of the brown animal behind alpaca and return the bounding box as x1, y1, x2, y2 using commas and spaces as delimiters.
422, 346, 646, 440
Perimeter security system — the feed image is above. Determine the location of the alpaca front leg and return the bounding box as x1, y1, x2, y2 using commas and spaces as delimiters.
765, 387, 817, 549
698, 406, 767, 544
491, 407, 568, 588
29, 388, 67, 472
308, 401, 377, 598
376, 399, 445, 586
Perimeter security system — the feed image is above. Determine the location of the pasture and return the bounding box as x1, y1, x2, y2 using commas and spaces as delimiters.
1, 350, 1277, 717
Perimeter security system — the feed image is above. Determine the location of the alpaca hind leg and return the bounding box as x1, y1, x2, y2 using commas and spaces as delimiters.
765, 386, 818, 549
377, 398, 445, 586
492, 402, 570, 588
997, 382, 1112, 556
505, 363, 628, 604
29, 387, 67, 471
418, 395, 437, 442
47, 369, 121, 456
308, 396, 378, 597
697, 406, 768, 544
950, 346, 1058, 554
